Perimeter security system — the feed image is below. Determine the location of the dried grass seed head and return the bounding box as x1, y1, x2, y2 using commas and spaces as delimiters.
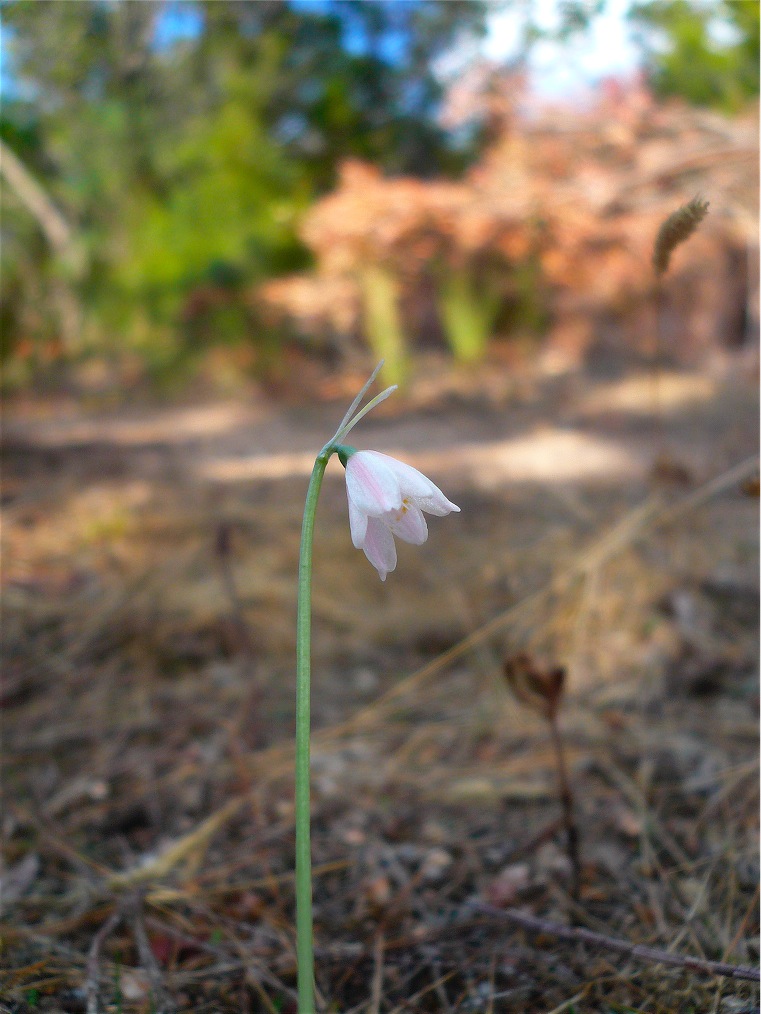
653, 196, 710, 278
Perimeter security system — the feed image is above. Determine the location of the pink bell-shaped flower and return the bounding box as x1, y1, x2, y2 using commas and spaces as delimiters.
343, 450, 460, 580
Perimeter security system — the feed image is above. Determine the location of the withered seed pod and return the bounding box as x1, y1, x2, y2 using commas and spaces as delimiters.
503, 652, 566, 721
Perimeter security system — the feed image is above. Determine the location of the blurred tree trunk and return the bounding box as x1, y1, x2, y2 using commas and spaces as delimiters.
0, 139, 83, 349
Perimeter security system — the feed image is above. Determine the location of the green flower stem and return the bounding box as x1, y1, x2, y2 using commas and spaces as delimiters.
295, 445, 333, 1014
293, 361, 384, 1013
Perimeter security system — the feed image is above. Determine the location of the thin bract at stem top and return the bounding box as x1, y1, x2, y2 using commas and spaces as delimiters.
327, 360, 397, 450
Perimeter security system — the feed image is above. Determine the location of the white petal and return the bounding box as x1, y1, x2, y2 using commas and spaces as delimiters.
368, 451, 460, 516
348, 498, 368, 548
362, 516, 397, 581
346, 451, 402, 516
385, 502, 428, 544
415, 488, 460, 517
367, 452, 437, 500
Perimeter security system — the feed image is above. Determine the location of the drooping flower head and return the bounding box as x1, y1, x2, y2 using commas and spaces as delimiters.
340, 448, 460, 580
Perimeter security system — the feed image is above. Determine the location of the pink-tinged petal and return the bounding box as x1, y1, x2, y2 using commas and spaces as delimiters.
346, 451, 402, 516
362, 516, 397, 581
385, 502, 428, 544
348, 498, 368, 548
415, 487, 460, 517
367, 452, 438, 501
367, 451, 460, 516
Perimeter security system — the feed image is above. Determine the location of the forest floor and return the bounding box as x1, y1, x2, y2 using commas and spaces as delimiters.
2, 352, 759, 1013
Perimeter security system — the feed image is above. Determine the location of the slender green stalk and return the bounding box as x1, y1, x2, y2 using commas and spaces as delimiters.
294, 361, 388, 1012
295, 446, 331, 1014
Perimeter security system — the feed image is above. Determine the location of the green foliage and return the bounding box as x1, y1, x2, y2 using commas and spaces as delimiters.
519, 0, 757, 114
629, 0, 760, 112
437, 270, 501, 364
435, 255, 547, 365
1, 0, 488, 383
112, 68, 308, 349
197, 0, 488, 185
360, 267, 407, 386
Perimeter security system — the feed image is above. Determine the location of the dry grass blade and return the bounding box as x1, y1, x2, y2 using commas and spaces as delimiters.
4, 353, 757, 1012
298, 455, 756, 749
107, 797, 245, 889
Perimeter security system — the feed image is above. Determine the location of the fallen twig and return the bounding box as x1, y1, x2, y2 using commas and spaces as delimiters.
128, 891, 176, 1014
474, 903, 760, 982
85, 908, 123, 1014
368, 930, 385, 1014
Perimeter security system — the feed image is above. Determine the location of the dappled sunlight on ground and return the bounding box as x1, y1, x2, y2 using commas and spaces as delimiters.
198, 429, 644, 486
578, 370, 718, 416
418, 429, 645, 488
3, 357, 758, 1012
6, 401, 268, 448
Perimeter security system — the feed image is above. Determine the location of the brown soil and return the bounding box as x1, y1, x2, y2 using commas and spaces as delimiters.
2, 355, 759, 1013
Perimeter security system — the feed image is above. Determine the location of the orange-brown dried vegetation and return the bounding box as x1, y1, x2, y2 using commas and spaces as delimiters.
257, 75, 758, 366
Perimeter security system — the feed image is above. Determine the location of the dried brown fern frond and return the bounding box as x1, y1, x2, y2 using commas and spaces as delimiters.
653, 196, 710, 278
